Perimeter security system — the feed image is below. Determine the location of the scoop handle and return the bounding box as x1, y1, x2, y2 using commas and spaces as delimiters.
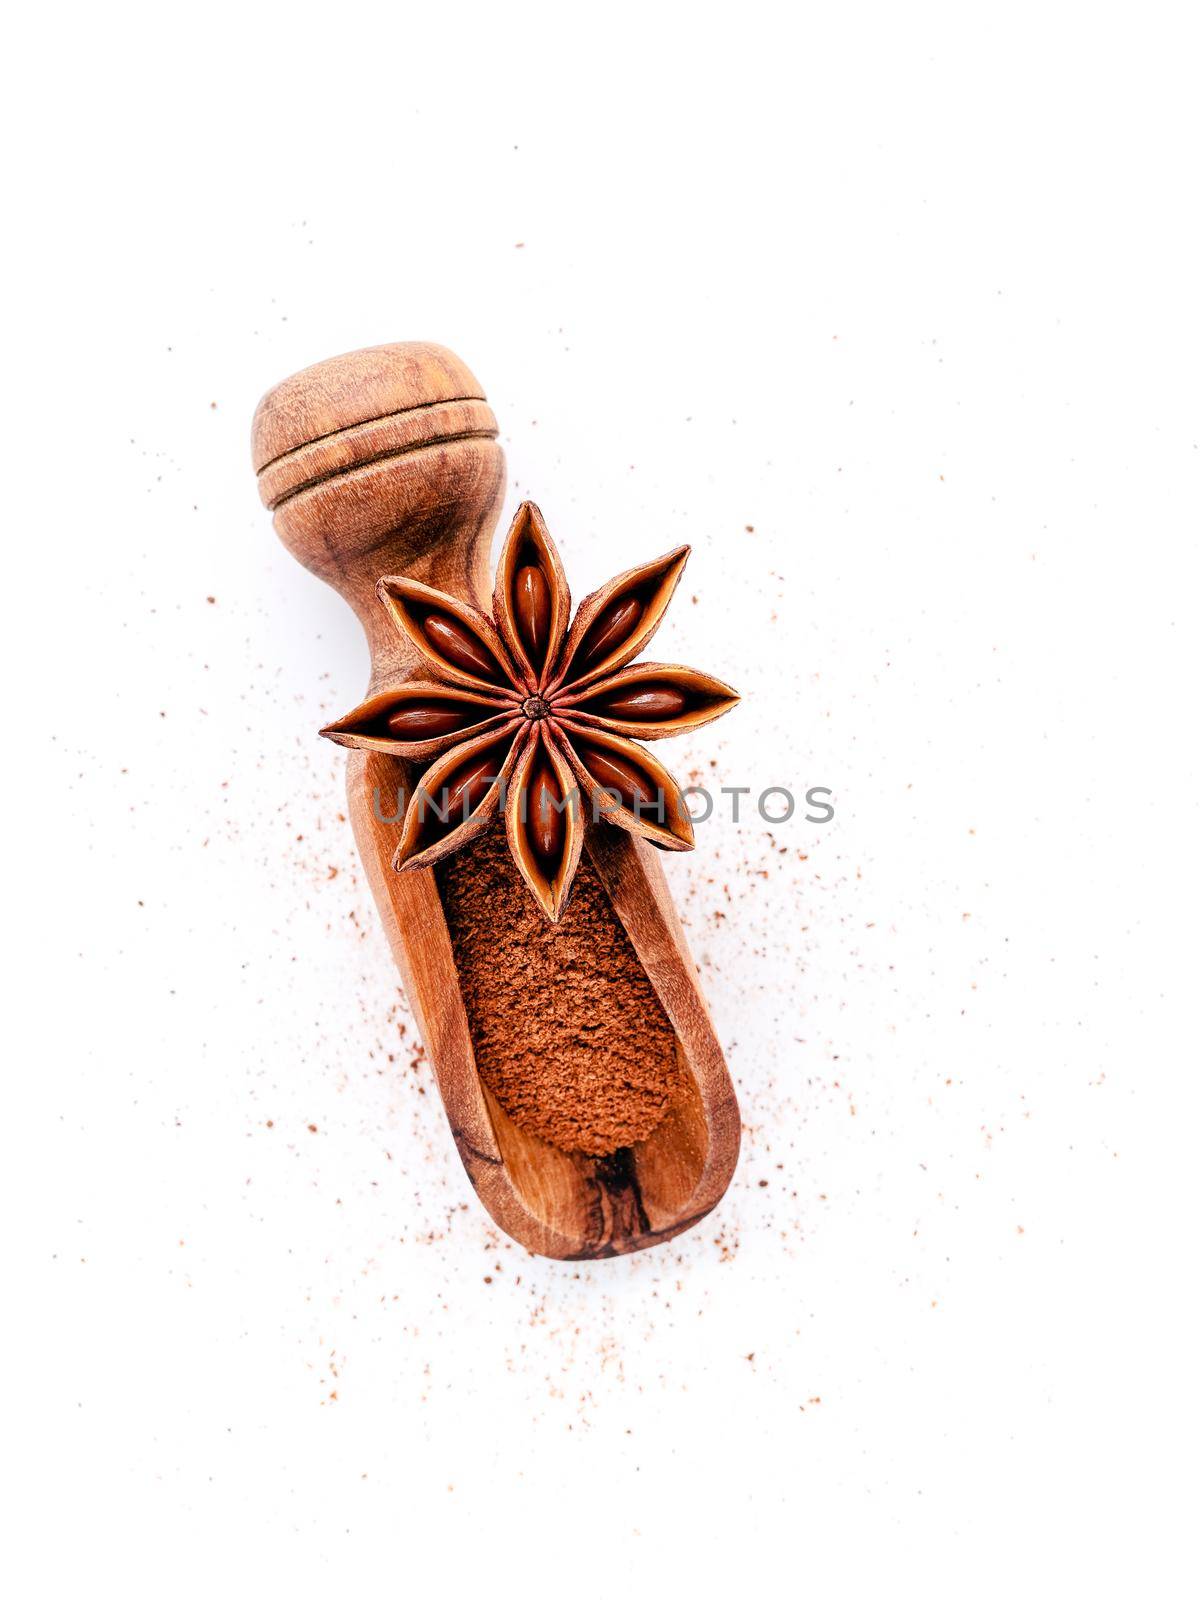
252, 341, 506, 675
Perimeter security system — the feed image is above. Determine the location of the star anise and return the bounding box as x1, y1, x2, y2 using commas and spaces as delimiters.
321, 502, 739, 920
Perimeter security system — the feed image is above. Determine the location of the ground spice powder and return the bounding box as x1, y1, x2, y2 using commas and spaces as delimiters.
437, 826, 684, 1156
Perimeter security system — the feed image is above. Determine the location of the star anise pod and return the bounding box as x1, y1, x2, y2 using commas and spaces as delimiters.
320, 502, 739, 920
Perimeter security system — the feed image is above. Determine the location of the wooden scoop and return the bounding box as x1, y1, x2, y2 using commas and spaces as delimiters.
251, 342, 739, 1258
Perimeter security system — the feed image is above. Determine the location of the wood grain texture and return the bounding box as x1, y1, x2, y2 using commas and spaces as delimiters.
252, 341, 740, 1258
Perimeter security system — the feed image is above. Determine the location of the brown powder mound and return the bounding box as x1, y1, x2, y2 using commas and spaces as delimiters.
436, 826, 683, 1156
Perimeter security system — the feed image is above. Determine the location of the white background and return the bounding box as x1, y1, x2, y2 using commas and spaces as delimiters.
7, 3, 1198, 1595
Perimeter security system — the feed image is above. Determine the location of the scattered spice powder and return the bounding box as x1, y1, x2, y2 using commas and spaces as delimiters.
437, 826, 684, 1156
